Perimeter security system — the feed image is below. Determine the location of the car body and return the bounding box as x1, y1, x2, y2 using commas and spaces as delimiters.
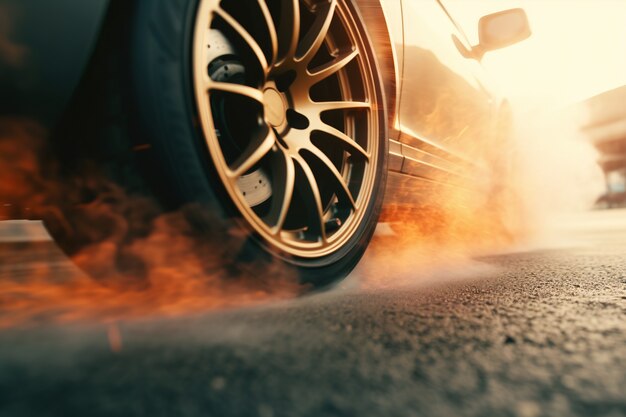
0, 0, 530, 283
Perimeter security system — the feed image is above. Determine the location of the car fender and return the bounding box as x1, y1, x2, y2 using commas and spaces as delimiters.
353, 0, 400, 133
0, 0, 110, 126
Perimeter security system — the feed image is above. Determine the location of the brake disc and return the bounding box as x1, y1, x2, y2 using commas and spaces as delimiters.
206, 29, 272, 208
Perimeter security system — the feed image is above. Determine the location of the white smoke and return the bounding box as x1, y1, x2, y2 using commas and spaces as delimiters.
511, 101, 605, 235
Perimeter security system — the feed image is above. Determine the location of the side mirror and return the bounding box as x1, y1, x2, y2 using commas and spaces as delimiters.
455, 8, 531, 61
479, 8, 531, 52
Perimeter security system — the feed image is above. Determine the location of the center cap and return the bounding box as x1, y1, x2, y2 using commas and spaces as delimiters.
263, 88, 286, 127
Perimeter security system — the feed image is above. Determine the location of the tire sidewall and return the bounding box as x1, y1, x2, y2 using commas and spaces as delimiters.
131, 0, 220, 210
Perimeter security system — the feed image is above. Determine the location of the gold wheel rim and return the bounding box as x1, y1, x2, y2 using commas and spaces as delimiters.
193, 0, 380, 258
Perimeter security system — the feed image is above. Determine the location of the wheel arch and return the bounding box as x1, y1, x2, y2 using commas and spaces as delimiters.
352, 0, 399, 130
0, 0, 111, 127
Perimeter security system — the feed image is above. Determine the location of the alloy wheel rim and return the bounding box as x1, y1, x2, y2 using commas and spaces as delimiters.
193, 0, 380, 258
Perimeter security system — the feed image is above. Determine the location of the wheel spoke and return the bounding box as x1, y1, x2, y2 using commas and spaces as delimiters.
312, 123, 370, 160
314, 100, 370, 113
294, 157, 327, 242
258, 0, 278, 64
266, 152, 296, 233
208, 82, 265, 103
229, 128, 276, 178
308, 49, 358, 85
277, 0, 300, 64
215, 7, 269, 73
297, 0, 337, 63
303, 147, 356, 209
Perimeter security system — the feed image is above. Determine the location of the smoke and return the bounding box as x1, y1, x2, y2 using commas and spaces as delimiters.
1, 96, 602, 326
1, 109, 530, 327
346, 101, 605, 290
0, 117, 301, 328
509, 102, 605, 237
351, 138, 528, 290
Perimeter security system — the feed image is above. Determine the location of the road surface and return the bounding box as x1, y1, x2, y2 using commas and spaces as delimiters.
1, 210, 626, 417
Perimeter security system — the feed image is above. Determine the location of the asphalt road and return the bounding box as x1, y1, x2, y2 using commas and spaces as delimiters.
1, 210, 626, 417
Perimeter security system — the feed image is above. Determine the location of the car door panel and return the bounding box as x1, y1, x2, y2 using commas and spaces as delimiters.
398, 0, 494, 170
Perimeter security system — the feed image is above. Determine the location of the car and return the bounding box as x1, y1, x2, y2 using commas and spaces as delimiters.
0, 0, 530, 286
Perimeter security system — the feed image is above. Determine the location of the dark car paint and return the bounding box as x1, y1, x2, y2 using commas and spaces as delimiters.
0, 0, 110, 126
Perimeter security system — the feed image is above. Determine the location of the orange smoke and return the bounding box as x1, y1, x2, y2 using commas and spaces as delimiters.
0, 118, 300, 328
357, 102, 529, 288
0, 237, 298, 328
0, 112, 529, 328
356, 178, 525, 290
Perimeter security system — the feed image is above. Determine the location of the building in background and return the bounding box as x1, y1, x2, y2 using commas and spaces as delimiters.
579, 85, 626, 208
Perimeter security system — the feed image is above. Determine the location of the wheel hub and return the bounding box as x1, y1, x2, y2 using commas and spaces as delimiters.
262, 87, 287, 128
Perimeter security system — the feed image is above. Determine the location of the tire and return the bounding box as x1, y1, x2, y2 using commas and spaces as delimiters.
59, 0, 388, 287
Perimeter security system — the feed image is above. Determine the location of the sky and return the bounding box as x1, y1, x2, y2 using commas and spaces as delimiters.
444, 0, 626, 108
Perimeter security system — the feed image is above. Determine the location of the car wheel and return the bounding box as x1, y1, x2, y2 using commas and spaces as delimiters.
112, 0, 389, 286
